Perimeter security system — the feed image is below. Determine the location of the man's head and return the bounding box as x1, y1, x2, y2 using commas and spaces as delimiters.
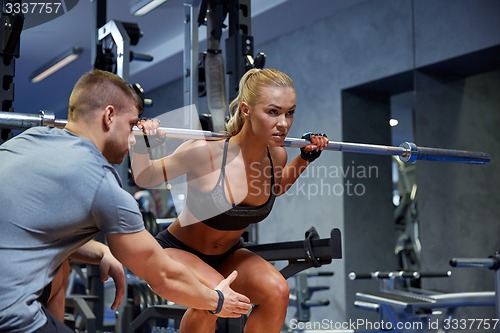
66, 70, 143, 164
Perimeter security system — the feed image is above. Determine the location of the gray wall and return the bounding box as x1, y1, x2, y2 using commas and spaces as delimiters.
341, 91, 396, 321
414, 69, 500, 320
144, 0, 500, 325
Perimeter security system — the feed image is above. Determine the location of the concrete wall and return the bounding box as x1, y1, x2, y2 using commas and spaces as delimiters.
414, 69, 500, 320
144, 0, 500, 326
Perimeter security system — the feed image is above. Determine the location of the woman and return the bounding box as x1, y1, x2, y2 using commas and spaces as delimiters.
131, 68, 328, 332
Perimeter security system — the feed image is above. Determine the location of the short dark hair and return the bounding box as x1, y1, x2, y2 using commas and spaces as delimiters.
68, 70, 143, 119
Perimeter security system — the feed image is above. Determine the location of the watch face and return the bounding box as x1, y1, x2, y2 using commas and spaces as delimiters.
2, 0, 79, 30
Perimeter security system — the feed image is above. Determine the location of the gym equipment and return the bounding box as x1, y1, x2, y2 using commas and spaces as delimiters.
183, 0, 199, 112
287, 271, 334, 323
0, 1, 23, 142
0, 110, 491, 165
61, 262, 114, 332
350, 270, 495, 333
224, 0, 258, 101
450, 252, 500, 333
128, 280, 181, 332
141, 209, 160, 237
97, 20, 151, 82
393, 157, 421, 286
199, 0, 228, 132
64, 296, 98, 332
137, 128, 490, 165
245, 227, 342, 279
188, 0, 267, 137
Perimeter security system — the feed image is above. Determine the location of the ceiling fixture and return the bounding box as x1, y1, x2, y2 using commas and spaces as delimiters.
30, 47, 83, 83
389, 118, 399, 127
131, 0, 168, 16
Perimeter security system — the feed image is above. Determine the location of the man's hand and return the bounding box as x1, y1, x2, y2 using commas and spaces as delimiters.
99, 250, 125, 311
214, 271, 252, 318
70, 240, 126, 311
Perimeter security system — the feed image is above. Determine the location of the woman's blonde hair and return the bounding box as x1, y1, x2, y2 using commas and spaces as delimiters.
226, 68, 294, 136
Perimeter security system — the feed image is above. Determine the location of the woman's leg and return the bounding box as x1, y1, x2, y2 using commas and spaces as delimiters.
163, 248, 224, 333
218, 249, 290, 333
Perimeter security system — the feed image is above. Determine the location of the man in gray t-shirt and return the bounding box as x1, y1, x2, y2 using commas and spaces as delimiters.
0, 70, 250, 333
0, 126, 144, 332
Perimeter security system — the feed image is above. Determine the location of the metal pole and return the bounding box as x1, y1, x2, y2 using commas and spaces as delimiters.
0, 110, 66, 129
450, 254, 500, 333
145, 126, 491, 165
494, 253, 500, 331
183, 0, 199, 112
0, 111, 491, 165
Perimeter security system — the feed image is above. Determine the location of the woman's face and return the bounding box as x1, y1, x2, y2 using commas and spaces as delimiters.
245, 86, 296, 146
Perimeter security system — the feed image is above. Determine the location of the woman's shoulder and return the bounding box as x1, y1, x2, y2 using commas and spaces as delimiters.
175, 138, 225, 155
268, 145, 288, 167
178, 137, 226, 149
174, 138, 226, 168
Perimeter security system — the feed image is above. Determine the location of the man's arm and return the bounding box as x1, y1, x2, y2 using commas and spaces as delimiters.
106, 230, 252, 317
69, 239, 111, 264
69, 240, 125, 310
47, 239, 126, 321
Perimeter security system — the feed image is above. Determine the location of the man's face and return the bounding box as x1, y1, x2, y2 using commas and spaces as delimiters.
105, 103, 139, 164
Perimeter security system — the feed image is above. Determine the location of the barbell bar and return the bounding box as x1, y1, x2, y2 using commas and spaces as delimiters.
0, 110, 68, 129
0, 110, 491, 165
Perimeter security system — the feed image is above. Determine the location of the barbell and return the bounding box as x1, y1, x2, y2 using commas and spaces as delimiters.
0, 110, 491, 165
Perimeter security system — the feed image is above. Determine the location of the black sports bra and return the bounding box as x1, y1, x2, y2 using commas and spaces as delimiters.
185, 139, 276, 231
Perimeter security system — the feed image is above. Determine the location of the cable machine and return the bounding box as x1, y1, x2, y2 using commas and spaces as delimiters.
0, 0, 23, 144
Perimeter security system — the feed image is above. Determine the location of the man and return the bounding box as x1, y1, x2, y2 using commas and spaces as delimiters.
0, 70, 251, 333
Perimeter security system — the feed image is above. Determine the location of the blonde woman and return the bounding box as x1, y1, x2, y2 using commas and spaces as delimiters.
132, 68, 328, 332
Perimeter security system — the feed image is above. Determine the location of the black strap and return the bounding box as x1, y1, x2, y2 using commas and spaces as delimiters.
304, 227, 322, 268
198, 0, 229, 40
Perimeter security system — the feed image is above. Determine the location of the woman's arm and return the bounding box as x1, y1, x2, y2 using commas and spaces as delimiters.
275, 154, 309, 196
129, 119, 193, 188
131, 134, 226, 189
130, 139, 203, 188
274, 133, 328, 196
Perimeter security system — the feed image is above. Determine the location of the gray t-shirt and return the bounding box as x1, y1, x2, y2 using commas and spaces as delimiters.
0, 127, 144, 332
